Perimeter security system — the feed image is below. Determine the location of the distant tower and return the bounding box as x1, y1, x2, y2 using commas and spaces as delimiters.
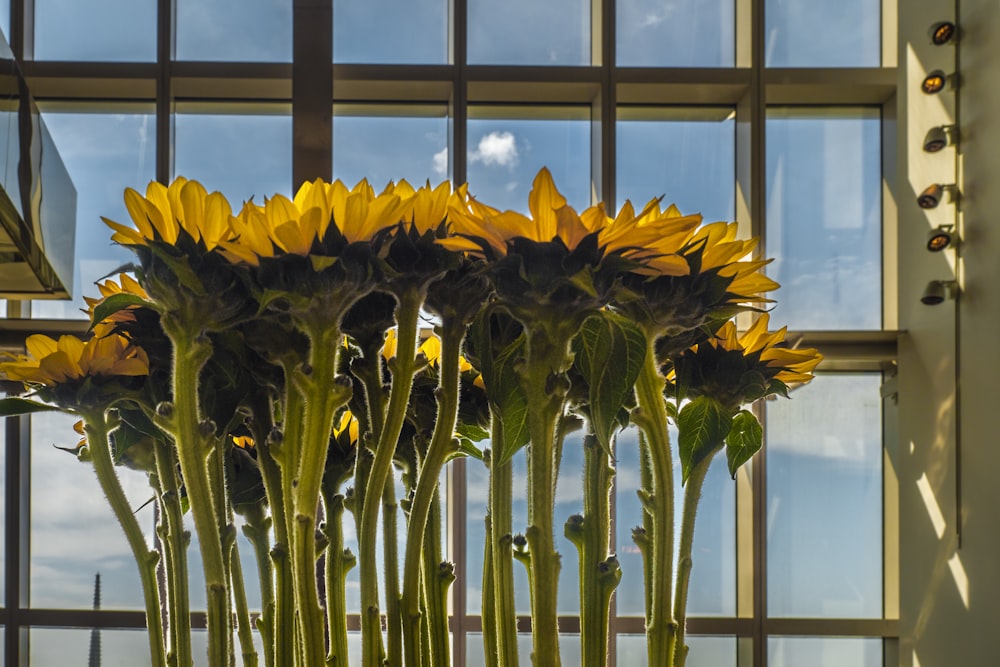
88, 573, 101, 667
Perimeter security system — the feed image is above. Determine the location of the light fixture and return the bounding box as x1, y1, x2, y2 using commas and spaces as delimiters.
921, 70, 955, 95
923, 125, 957, 153
926, 224, 957, 252
929, 21, 958, 46
917, 183, 956, 209
921, 280, 958, 306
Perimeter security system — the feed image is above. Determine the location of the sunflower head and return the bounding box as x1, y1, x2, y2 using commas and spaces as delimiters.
448, 168, 629, 327
103, 178, 254, 329
0, 323, 149, 410
666, 313, 822, 412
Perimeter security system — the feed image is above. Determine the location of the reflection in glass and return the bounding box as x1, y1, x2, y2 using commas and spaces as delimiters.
334, 0, 447, 64
615, 427, 736, 617
34, 0, 156, 62
618, 634, 736, 667
468, 0, 589, 65
617, 107, 735, 222
765, 0, 880, 67
33, 109, 155, 319
617, 0, 734, 67
767, 374, 883, 618
174, 110, 292, 201
766, 108, 882, 330
332, 106, 449, 186
467, 110, 591, 213
30, 412, 153, 609
176, 0, 291, 62
769, 636, 882, 667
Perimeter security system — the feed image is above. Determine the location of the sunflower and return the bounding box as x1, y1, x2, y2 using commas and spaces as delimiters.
0, 323, 149, 409
103, 177, 236, 251
666, 313, 822, 411
83, 273, 149, 324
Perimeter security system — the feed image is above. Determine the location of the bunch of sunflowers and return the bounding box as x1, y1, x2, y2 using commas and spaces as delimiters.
0, 168, 820, 667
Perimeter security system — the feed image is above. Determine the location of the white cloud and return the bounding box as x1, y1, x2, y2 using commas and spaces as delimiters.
469, 131, 519, 168
432, 146, 448, 176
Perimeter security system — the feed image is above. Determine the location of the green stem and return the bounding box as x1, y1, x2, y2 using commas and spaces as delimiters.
522, 326, 573, 667
401, 319, 464, 667
290, 323, 350, 667
230, 533, 258, 667
421, 488, 453, 667
668, 448, 719, 667
481, 508, 498, 667
153, 437, 192, 667
489, 444, 518, 667
359, 287, 424, 667
382, 478, 403, 667
634, 345, 676, 666
636, 434, 655, 629
242, 503, 274, 667
159, 320, 232, 666
323, 492, 353, 667
83, 411, 166, 667
574, 435, 619, 667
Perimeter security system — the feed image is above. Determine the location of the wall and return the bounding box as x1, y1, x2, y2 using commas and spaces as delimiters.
897, 0, 1000, 664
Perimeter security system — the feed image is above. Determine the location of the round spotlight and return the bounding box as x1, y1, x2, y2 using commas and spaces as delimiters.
926, 226, 953, 252
923, 126, 951, 153
922, 70, 948, 95
920, 280, 947, 306
930, 21, 957, 46
918, 183, 945, 209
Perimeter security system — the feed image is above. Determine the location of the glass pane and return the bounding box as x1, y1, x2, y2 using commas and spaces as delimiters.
31, 628, 156, 666
617, 0, 734, 67
615, 426, 736, 617
765, 0, 880, 67
617, 107, 735, 222
30, 412, 154, 608
34, 0, 156, 62
334, 0, 447, 64
618, 634, 736, 667
33, 108, 155, 319
468, 0, 589, 65
176, 0, 292, 62
467, 109, 591, 212
332, 106, 449, 186
767, 374, 883, 618
769, 637, 882, 667
766, 108, 882, 330
0, 0, 9, 44
466, 633, 578, 666
174, 109, 292, 202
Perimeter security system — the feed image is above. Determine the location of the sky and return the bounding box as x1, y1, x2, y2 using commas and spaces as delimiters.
9, 0, 887, 664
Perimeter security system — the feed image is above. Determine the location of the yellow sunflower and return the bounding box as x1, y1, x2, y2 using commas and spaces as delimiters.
83, 273, 149, 323
0, 323, 149, 388
222, 178, 412, 266
103, 177, 236, 250
709, 314, 823, 385
590, 198, 703, 277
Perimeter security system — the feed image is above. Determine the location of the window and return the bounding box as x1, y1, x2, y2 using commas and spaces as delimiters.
2, 1, 896, 664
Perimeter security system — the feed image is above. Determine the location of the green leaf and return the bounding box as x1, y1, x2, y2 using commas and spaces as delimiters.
725, 410, 762, 479
677, 395, 731, 484
571, 311, 646, 455
89, 292, 154, 330
456, 423, 490, 443
454, 438, 484, 461
146, 243, 206, 296
491, 337, 530, 465
0, 397, 63, 417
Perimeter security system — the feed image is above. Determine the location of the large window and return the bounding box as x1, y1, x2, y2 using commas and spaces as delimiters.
2, 1, 897, 665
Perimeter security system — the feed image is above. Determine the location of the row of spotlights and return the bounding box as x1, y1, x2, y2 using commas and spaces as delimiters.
920, 22, 958, 304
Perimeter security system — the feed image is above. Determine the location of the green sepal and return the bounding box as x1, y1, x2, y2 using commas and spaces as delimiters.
725, 409, 762, 479
309, 254, 339, 272
571, 310, 646, 455
89, 292, 156, 330
677, 395, 731, 484
146, 242, 207, 296
455, 437, 484, 461
0, 397, 63, 417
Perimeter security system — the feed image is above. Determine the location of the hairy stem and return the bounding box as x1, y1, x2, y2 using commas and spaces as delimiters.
153, 437, 191, 667
241, 503, 274, 667
323, 492, 353, 667
401, 318, 464, 666
489, 444, 518, 667
359, 287, 423, 667
84, 411, 166, 667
